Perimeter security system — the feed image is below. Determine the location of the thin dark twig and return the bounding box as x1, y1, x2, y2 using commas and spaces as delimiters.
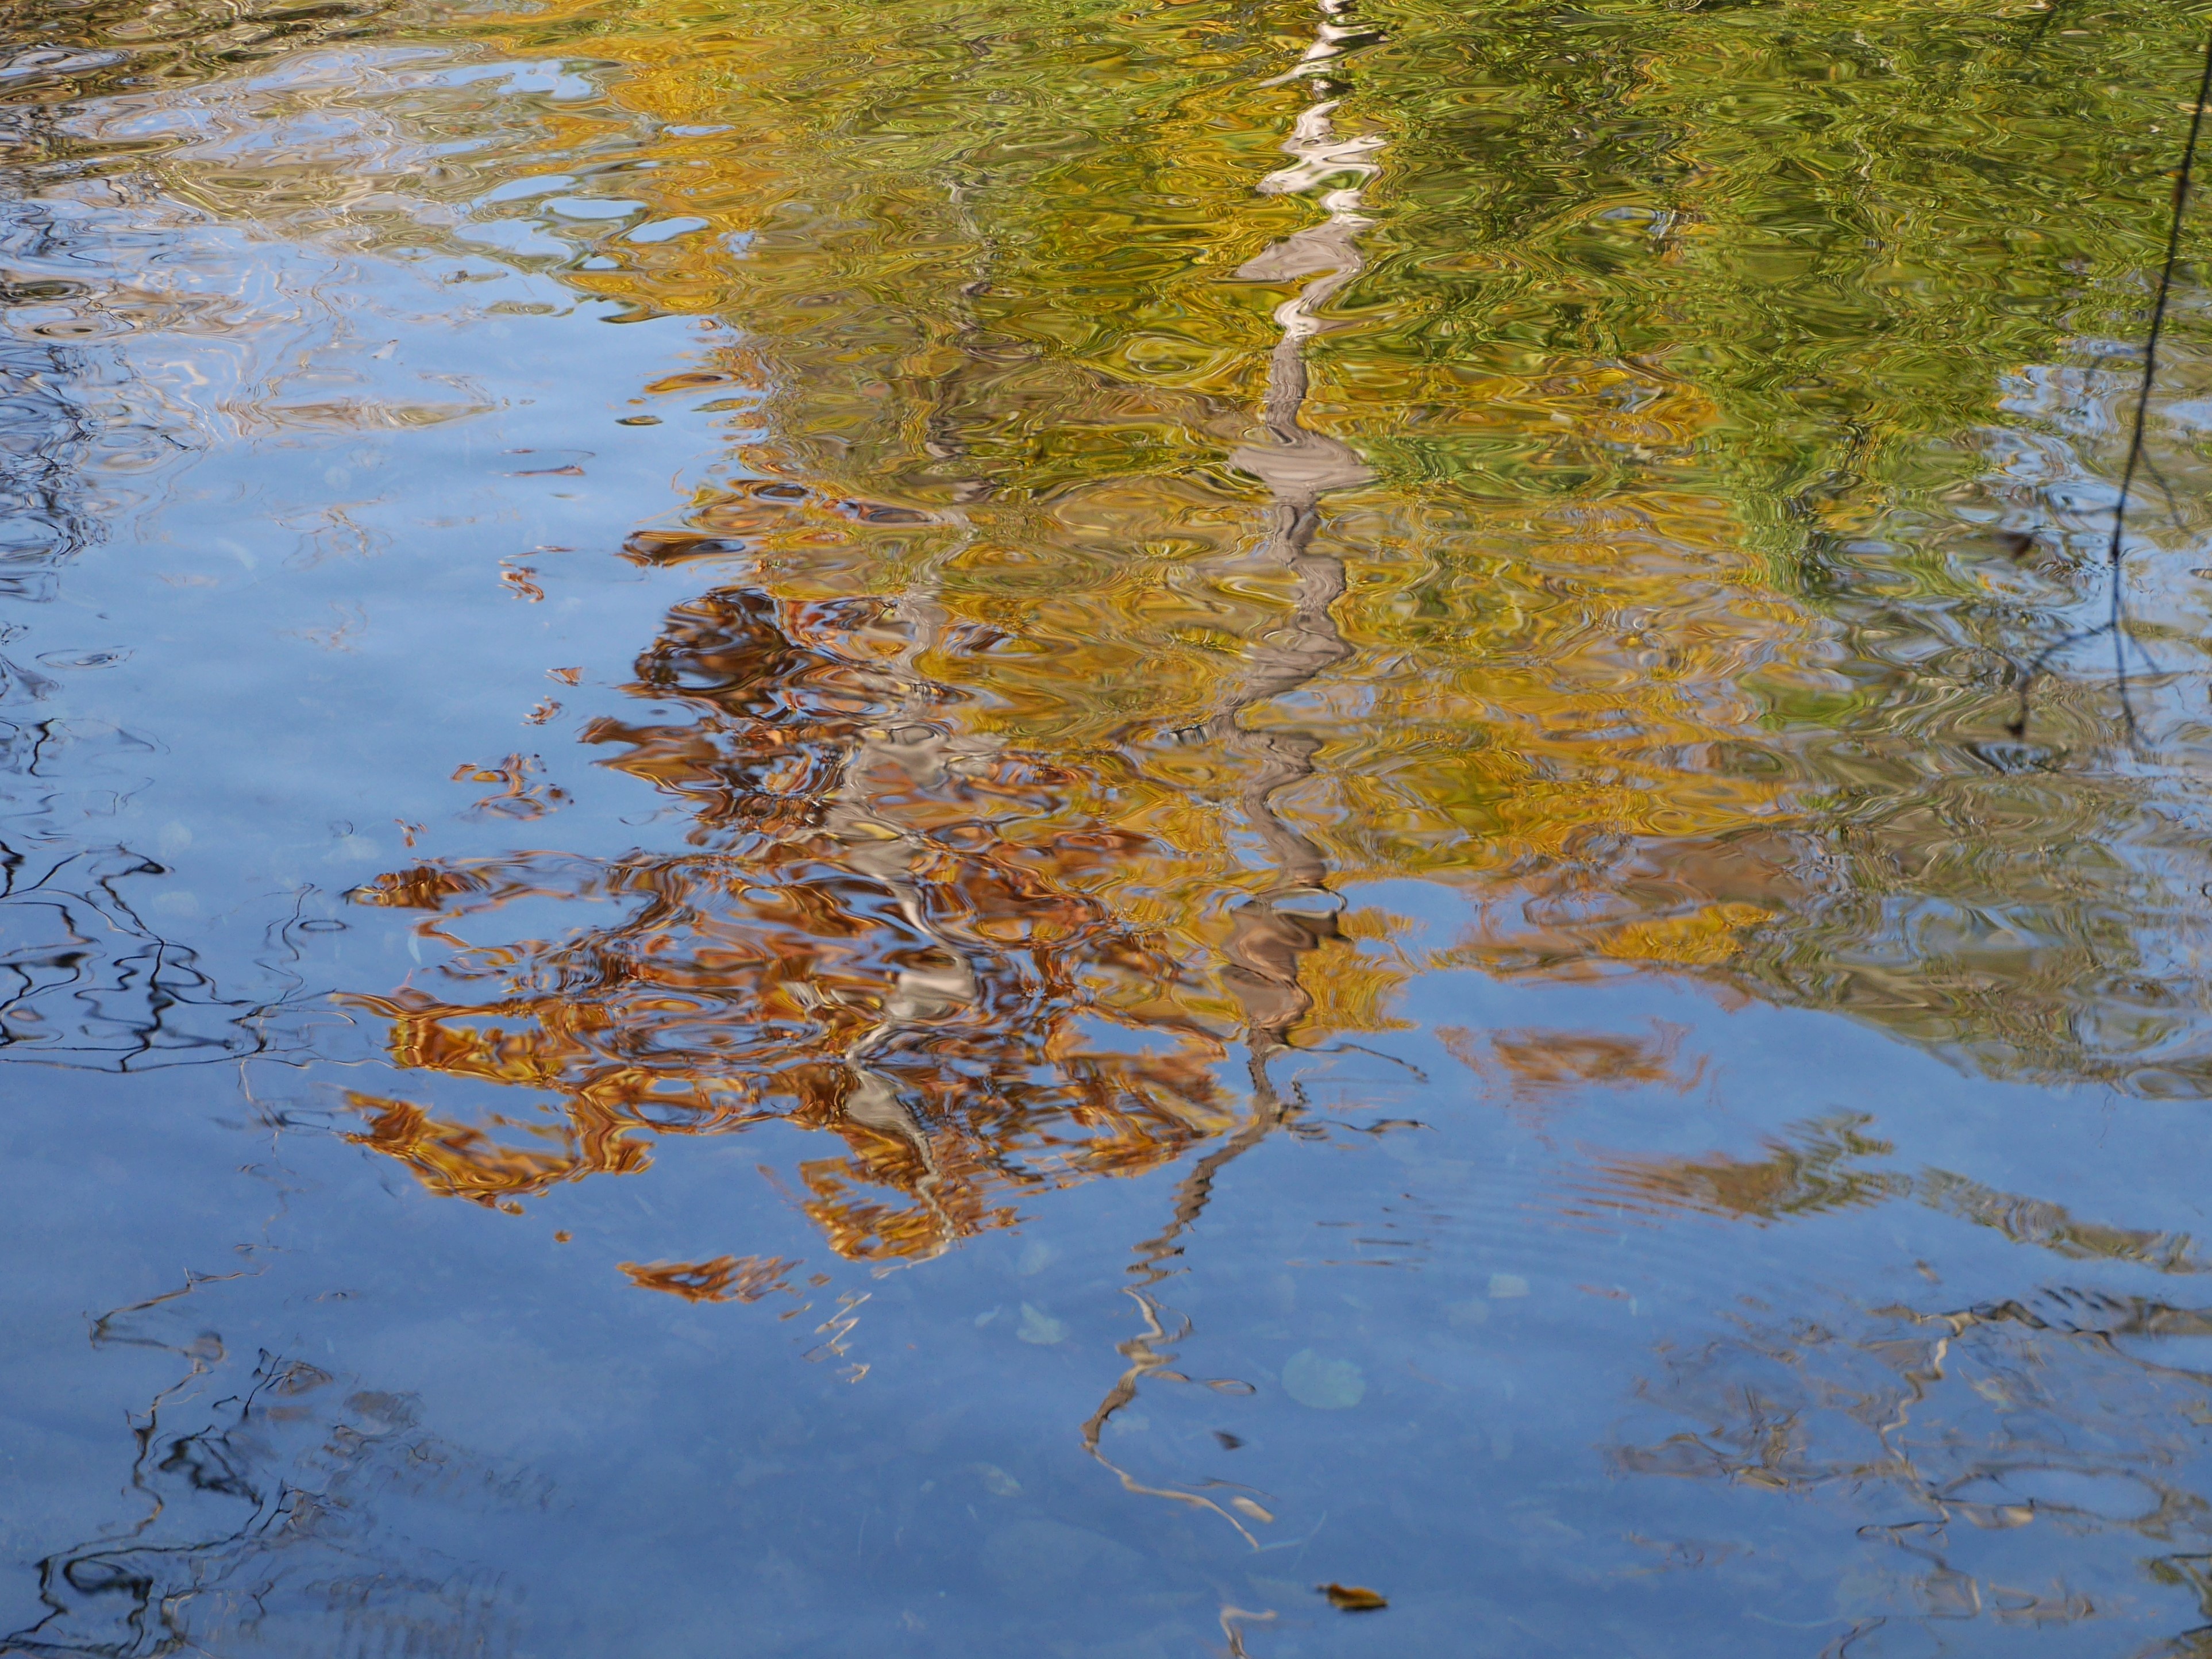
2011, 25, 2212, 741
2140, 447, 2186, 523
2107, 27, 2212, 740
2011, 617, 2117, 723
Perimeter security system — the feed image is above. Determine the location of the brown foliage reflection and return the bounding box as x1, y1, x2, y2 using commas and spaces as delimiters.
619, 1254, 798, 1303
344, 578, 1235, 1261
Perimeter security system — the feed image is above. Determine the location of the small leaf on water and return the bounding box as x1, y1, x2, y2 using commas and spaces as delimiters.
1016, 1303, 1067, 1345
645, 368, 742, 393
1015, 1240, 1058, 1276
1282, 1349, 1365, 1409
1320, 1583, 1388, 1612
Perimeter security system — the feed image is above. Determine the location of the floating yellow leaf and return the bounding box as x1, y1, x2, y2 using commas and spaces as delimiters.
1320, 1583, 1388, 1612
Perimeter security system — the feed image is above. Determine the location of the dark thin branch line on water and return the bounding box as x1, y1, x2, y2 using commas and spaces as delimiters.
2011, 25, 2212, 741
2106, 25, 2212, 738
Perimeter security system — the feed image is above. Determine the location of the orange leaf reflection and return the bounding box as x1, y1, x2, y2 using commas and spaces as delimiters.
619, 1254, 797, 1303
345, 576, 1238, 1261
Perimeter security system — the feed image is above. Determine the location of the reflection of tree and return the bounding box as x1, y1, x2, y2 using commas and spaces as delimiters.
0, 839, 289, 1071
63, 0, 2212, 1096
0, 183, 177, 1069
23, 0, 2212, 1098
618, 1252, 796, 1303
346, 573, 1234, 1260
0, 0, 386, 176
4, 1288, 533, 1658
1440, 1019, 1704, 1140
1586, 1125, 2212, 1648
1355, 0, 2212, 1093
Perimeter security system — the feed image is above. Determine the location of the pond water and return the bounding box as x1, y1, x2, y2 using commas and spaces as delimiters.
5, 0, 2212, 1653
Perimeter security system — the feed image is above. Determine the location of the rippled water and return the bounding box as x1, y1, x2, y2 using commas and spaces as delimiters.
7, 0, 2212, 1651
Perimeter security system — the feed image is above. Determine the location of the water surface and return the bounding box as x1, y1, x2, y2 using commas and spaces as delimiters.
6, 0, 2212, 1652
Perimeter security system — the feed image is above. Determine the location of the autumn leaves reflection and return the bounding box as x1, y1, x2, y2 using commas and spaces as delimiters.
336, 0, 1394, 1272
346, 569, 1237, 1262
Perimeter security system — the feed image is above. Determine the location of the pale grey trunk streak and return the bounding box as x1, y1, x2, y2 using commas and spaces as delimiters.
1082, 0, 1385, 1533
1209, 51, 1383, 1057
